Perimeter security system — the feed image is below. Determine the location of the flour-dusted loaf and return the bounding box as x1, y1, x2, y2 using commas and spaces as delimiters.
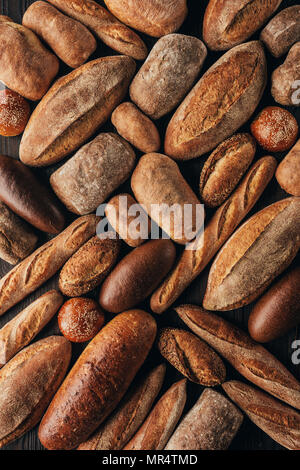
276, 139, 300, 196
164, 41, 267, 160
20, 57, 136, 167
271, 42, 300, 107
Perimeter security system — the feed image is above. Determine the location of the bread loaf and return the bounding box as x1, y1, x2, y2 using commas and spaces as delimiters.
164, 41, 267, 160
176, 305, 300, 410
260, 6, 300, 57
130, 34, 207, 120
38, 310, 157, 450
131, 153, 204, 244
151, 156, 277, 314
0, 215, 98, 317
199, 133, 256, 208
0, 15, 59, 100
0, 291, 63, 368
22, 1, 96, 68
248, 266, 300, 343
104, 0, 187, 37
203, 197, 300, 310
50, 133, 136, 215
276, 139, 300, 196
20, 57, 136, 167
0, 89, 30, 136
0, 202, 37, 265
271, 42, 300, 107
158, 328, 226, 386
48, 0, 147, 60
0, 154, 65, 234
99, 239, 176, 313
78, 364, 166, 450
223, 381, 300, 450
203, 0, 282, 51
165, 388, 243, 450
59, 236, 120, 296
0, 336, 71, 448
124, 379, 187, 450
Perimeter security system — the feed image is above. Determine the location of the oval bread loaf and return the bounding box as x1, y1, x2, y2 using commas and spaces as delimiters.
164, 41, 267, 160
38, 310, 157, 450
0, 336, 71, 449
271, 42, 300, 107
276, 139, 300, 196
203, 197, 300, 311
20, 57, 136, 167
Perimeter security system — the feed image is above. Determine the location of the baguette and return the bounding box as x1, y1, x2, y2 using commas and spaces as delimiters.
78, 364, 166, 450
20, 57, 136, 167
38, 310, 157, 450
151, 156, 277, 314
223, 381, 300, 450
124, 379, 187, 450
0, 336, 71, 448
0, 291, 63, 368
48, 0, 147, 60
203, 197, 300, 310
0, 215, 98, 317
176, 304, 300, 410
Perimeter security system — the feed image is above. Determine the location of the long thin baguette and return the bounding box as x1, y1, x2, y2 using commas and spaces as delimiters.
0, 215, 98, 317
176, 305, 300, 411
223, 381, 300, 450
151, 156, 277, 313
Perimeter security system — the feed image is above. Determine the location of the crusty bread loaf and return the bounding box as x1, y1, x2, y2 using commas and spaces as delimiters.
271, 42, 300, 107
203, 0, 282, 51
151, 156, 277, 314
22, 1, 96, 68
0, 291, 63, 368
223, 381, 300, 450
0, 336, 71, 448
20, 57, 136, 167
164, 41, 267, 160
38, 310, 157, 450
0, 15, 58, 100
176, 305, 300, 410
0, 215, 98, 317
165, 388, 243, 450
78, 364, 166, 450
124, 379, 187, 450
48, 0, 147, 60
276, 139, 300, 196
0, 201, 37, 265
203, 197, 300, 310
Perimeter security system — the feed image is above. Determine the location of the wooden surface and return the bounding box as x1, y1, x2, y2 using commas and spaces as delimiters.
0, 0, 299, 451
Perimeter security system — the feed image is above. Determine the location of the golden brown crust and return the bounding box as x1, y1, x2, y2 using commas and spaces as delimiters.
276, 139, 300, 196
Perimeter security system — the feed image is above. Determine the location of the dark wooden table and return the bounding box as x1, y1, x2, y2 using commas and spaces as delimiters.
0, 0, 299, 451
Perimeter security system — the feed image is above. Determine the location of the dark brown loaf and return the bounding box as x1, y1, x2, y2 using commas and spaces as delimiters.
0, 336, 71, 449
0, 291, 63, 368
99, 239, 176, 313
260, 6, 300, 57
151, 156, 277, 314
104, 0, 188, 37
129, 34, 207, 120
48, 0, 147, 60
0, 154, 65, 234
223, 381, 300, 450
0, 215, 98, 317
157, 328, 226, 386
176, 305, 300, 410
59, 236, 120, 296
50, 133, 136, 215
199, 133, 256, 208
203, 197, 300, 311
165, 388, 243, 450
38, 310, 157, 450
0, 15, 59, 100
22, 1, 96, 68
124, 379, 187, 450
271, 42, 300, 107
0, 202, 37, 265
276, 139, 300, 196
248, 266, 300, 343
78, 364, 166, 450
203, 0, 282, 51
20, 57, 136, 167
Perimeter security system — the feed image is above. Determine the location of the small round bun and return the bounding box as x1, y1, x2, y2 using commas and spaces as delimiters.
0, 88, 30, 136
